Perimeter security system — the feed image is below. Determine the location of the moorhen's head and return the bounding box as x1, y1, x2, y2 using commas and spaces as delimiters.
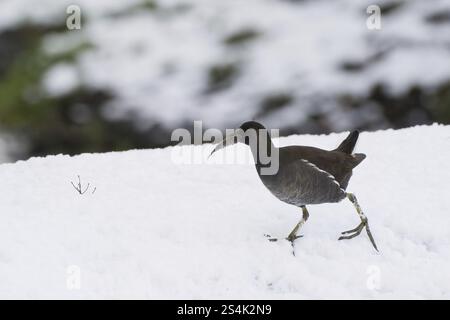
239, 121, 267, 132
209, 121, 270, 157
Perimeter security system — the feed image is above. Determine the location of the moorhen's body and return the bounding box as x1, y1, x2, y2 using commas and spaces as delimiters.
210, 121, 378, 251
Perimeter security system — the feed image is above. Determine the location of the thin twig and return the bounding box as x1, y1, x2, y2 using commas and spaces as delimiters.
70, 175, 95, 195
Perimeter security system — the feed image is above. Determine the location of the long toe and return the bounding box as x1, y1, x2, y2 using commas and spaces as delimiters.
339, 222, 364, 238
341, 222, 364, 235
338, 222, 379, 252
286, 234, 303, 243
338, 231, 362, 240
338, 223, 364, 240
364, 226, 379, 252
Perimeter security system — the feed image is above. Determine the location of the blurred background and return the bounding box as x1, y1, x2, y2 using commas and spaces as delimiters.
0, 0, 449, 163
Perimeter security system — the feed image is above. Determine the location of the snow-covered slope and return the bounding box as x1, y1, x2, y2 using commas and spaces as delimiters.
1, 124, 449, 299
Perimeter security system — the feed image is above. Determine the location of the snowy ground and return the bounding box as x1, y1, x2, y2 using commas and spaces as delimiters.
0, 124, 449, 299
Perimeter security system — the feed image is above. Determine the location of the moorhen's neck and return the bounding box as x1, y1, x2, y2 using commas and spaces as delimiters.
246, 129, 277, 172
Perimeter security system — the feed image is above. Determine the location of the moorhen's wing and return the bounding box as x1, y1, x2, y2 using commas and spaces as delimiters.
268, 157, 347, 206
281, 146, 356, 189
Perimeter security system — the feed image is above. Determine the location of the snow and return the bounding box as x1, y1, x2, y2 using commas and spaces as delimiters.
42, 63, 80, 97
0, 124, 449, 299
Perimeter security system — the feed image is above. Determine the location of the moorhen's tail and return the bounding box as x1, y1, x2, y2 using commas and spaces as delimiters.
335, 130, 360, 154
335, 130, 366, 168
352, 153, 366, 167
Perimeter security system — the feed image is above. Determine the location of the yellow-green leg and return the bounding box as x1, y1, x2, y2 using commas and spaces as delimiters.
339, 193, 378, 251
286, 205, 310, 243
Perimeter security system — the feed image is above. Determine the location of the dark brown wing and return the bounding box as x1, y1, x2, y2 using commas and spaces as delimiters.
260, 156, 347, 205
279, 146, 360, 189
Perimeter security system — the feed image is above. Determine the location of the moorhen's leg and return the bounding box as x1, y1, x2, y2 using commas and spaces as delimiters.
286, 205, 309, 243
339, 193, 378, 251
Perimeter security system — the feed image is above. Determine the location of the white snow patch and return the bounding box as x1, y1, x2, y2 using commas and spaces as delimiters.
42, 63, 80, 97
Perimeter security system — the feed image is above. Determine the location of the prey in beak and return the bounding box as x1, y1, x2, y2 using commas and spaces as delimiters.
209, 129, 244, 158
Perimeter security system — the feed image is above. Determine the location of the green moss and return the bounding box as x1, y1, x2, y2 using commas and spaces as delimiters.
340, 61, 365, 73
379, 1, 404, 15
425, 10, 450, 24
0, 33, 91, 127
206, 63, 240, 93
224, 28, 260, 46
141, 0, 159, 11
0, 24, 154, 158
109, 0, 159, 18
429, 81, 450, 124
259, 93, 294, 115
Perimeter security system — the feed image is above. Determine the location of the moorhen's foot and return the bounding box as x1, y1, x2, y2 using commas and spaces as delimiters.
340, 222, 364, 235
286, 234, 303, 243
338, 220, 378, 252
286, 234, 303, 257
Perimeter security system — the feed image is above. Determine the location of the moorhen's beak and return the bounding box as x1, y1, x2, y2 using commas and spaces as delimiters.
209, 129, 244, 158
